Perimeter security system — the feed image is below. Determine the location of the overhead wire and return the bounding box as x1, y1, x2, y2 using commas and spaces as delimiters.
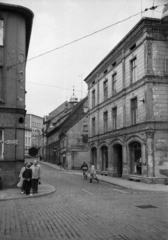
1, 4, 163, 94
7, 4, 161, 69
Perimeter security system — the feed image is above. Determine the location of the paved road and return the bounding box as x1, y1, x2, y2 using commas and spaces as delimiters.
0, 164, 168, 240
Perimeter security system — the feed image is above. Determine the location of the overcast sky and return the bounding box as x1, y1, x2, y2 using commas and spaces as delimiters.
1, 0, 167, 117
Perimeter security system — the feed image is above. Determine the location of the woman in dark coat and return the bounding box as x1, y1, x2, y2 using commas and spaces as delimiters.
22, 163, 32, 195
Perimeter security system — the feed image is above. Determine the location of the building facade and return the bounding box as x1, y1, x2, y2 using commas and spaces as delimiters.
0, 3, 33, 188
42, 101, 74, 163
84, 11, 168, 183
43, 95, 89, 169
25, 114, 43, 157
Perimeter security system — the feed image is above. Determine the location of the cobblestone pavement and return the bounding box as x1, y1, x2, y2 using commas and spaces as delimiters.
0, 164, 168, 240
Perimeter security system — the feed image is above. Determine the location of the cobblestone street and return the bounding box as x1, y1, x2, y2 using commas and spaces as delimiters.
0, 164, 168, 240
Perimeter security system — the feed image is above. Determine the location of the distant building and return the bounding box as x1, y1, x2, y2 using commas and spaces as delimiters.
42, 101, 74, 162
25, 114, 43, 157
0, 3, 33, 188
84, 7, 168, 183
43, 93, 89, 169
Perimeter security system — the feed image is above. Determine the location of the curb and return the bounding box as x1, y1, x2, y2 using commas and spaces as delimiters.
0, 184, 56, 202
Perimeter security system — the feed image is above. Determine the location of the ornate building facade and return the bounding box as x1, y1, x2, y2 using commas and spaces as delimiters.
84, 10, 168, 183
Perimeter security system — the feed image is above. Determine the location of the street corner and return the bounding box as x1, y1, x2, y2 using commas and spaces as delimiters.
0, 183, 56, 201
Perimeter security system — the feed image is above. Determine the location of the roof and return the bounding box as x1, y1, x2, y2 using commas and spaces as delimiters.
84, 17, 162, 82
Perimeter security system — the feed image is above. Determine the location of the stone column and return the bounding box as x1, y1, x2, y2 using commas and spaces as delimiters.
146, 131, 155, 177
97, 147, 100, 171
122, 144, 128, 175
107, 145, 113, 175
141, 142, 147, 175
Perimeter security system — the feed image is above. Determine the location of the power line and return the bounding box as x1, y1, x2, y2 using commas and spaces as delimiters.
26, 81, 82, 92
7, 5, 160, 69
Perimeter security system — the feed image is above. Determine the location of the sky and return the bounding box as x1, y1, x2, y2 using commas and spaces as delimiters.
1, 0, 167, 117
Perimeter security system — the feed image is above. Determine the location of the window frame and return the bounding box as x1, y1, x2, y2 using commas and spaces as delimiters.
130, 57, 137, 84
131, 97, 137, 125
103, 79, 108, 101
92, 117, 96, 136
112, 72, 117, 95
104, 111, 108, 132
112, 107, 117, 130
92, 89, 95, 108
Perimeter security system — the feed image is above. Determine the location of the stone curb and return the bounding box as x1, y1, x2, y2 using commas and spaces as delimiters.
0, 184, 56, 202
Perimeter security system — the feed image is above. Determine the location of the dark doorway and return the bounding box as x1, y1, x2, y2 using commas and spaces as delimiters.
91, 147, 97, 166
113, 144, 123, 177
129, 141, 142, 175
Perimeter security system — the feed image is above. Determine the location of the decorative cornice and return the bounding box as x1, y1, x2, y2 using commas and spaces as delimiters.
84, 18, 168, 84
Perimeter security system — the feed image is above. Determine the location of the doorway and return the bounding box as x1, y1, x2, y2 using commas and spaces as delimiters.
113, 144, 123, 177
129, 141, 142, 175
101, 146, 108, 171
91, 147, 97, 166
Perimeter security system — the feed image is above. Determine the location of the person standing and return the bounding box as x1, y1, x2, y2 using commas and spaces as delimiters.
89, 163, 99, 183
30, 160, 41, 194
22, 163, 32, 195
17, 163, 27, 193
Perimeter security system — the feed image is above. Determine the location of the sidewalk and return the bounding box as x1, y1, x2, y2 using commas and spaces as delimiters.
41, 161, 168, 192
0, 161, 168, 201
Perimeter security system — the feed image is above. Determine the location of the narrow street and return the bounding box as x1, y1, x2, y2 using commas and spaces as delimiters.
0, 164, 168, 240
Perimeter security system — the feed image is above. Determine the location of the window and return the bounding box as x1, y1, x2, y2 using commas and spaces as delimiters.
130, 58, 137, 83
83, 123, 88, 132
112, 73, 117, 95
0, 20, 4, 46
92, 117, 95, 136
103, 79, 108, 101
112, 107, 117, 130
92, 89, 95, 108
104, 111, 108, 132
0, 129, 4, 159
77, 138, 83, 146
131, 98, 137, 125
